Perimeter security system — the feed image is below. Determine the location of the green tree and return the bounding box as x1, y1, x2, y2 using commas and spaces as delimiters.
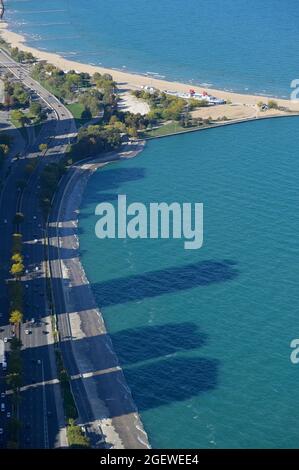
9, 309, 23, 325
268, 100, 279, 110
11, 253, 23, 264
10, 262, 24, 278
11, 110, 27, 127
29, 101, 42, 118
67, 419, 90, 448
39, 143, 48, 154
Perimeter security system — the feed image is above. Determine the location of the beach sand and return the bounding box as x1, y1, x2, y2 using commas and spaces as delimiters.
1, 22, 299, 116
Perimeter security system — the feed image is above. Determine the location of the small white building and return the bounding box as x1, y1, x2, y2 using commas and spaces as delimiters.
141, 85, 157, 94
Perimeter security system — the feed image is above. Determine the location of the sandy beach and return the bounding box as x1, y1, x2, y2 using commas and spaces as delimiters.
1, 22, 299, 117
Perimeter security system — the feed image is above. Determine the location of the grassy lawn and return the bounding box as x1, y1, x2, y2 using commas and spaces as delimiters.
66, 102, 97, 128
9, 115, 28, 140
144, 121, 187, 138
144, 121, 209, 138
10, 115, 46, 142
66, 102, 85, 119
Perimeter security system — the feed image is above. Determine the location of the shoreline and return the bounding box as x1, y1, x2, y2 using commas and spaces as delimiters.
2, 15, 299, 450
145, 112, 299, 140
1, 22, 299, 113
51, 142, 150, 449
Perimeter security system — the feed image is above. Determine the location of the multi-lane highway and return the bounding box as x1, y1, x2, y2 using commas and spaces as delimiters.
0, 49, 148, 450
0, 48, 76, 448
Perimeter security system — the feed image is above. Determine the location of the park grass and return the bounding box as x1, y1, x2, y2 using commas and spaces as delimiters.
144, 121, 188, 137
10, 114, 27, 140
144, 120, 212, 139
65, 102, 89, 128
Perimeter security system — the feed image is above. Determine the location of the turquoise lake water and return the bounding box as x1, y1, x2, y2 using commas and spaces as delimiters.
6, 0, 299, 448
79, 119, 299, 448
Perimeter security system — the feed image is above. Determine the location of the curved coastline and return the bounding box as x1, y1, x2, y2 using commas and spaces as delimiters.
2, 12, 299, 450
51, 142, 150, 449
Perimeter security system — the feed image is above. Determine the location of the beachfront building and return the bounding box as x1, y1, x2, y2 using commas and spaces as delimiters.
164, 88, 226, 106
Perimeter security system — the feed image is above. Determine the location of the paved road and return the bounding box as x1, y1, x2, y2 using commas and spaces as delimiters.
0, 49, 144, 449
0, 48, 75, 448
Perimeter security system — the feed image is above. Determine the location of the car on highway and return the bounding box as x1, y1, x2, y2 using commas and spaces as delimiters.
0, 428, 3, 435
6, 412, 11, 418
3, 337, 8, 343
1, 403, 5, 412
0, 392, 5, 399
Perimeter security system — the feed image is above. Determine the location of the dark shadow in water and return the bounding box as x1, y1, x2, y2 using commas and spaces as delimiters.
112, 322, 208, 365
124, 356, 219, 411
80, 166, 146, 201
47, 260, 238, 315
71, 355, 219, 415
93, 259, 239, 308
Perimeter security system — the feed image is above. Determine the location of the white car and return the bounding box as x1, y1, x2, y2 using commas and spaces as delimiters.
0, 428, 3, 435
0, 393, 5, 399
6, 412, 11, 418
3, 337, 8, 343
1, 403, 5, 412
25, 329, 31, 335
